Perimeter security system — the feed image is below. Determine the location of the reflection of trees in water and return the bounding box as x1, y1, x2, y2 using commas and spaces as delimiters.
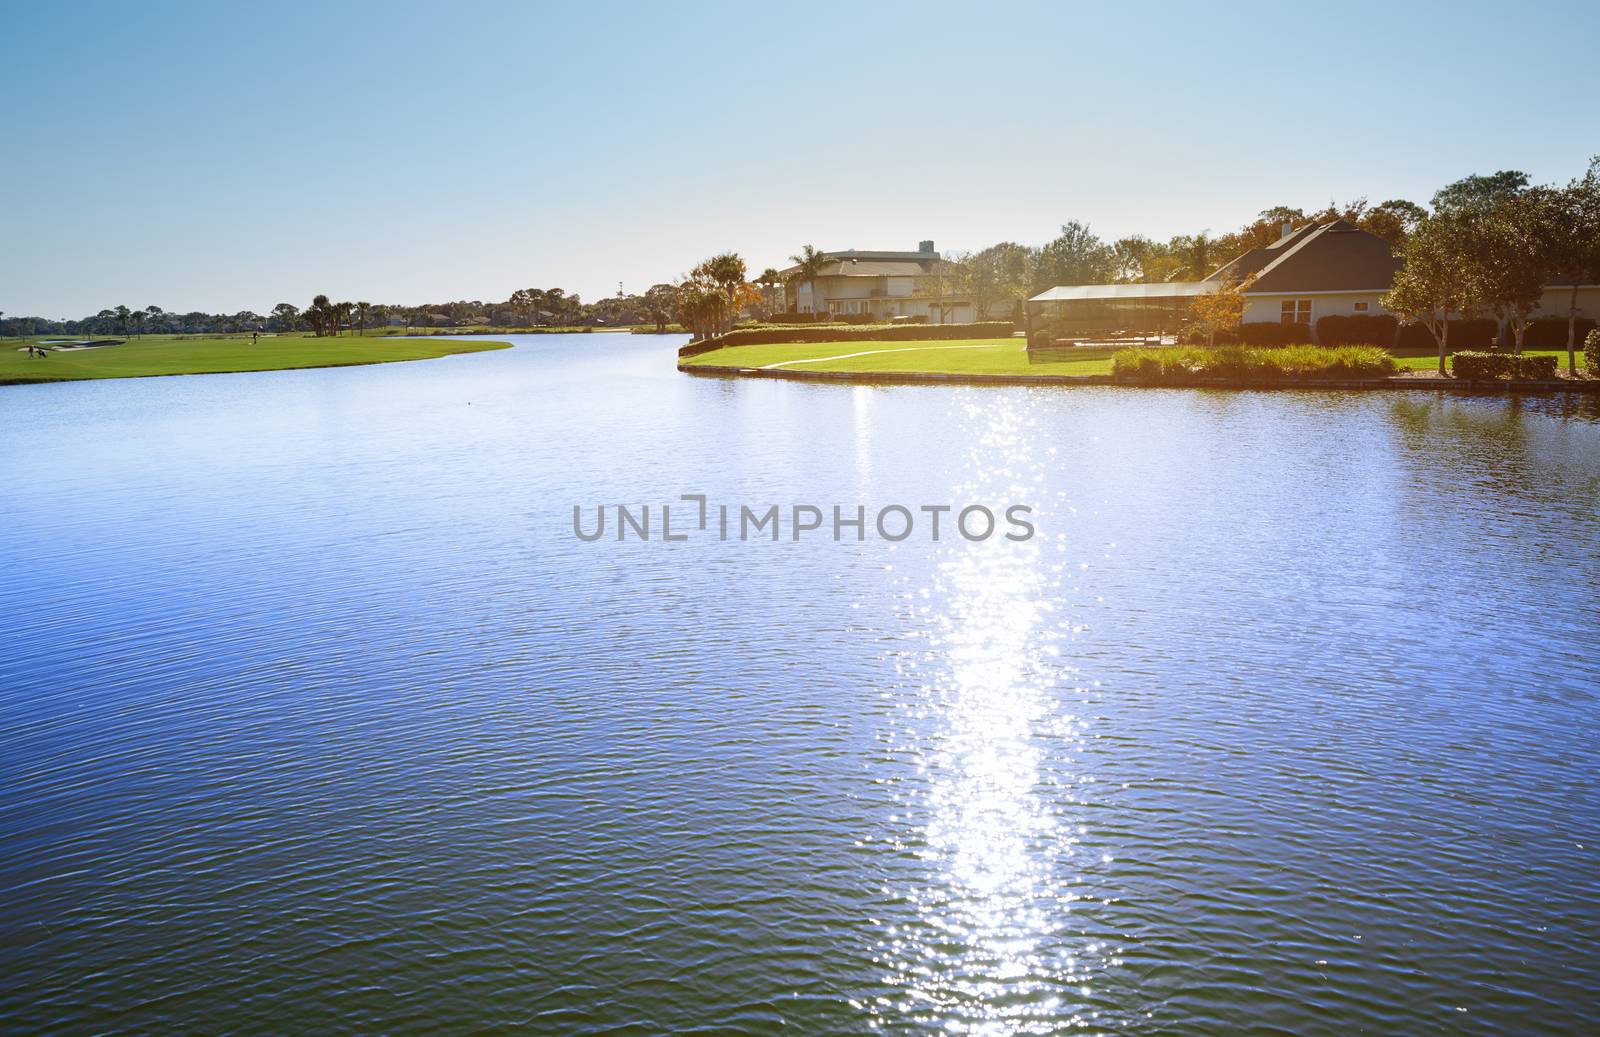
1385, 394, 1600, 527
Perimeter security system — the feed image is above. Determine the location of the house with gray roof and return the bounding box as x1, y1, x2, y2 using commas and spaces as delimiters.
780, 241, 987, 322
1028, 220, 1405, 344
1029, 218, 1599, 345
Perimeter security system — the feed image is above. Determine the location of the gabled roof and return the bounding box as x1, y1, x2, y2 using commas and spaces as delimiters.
814, 259, 930, 278
780, 248, 940, 279
1242, 219, 1402, 294
1031, 281, 1218, 303
1204, 222, 1321, 283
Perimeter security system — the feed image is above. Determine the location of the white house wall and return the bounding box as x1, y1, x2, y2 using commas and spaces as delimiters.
1534, 285, 1600, 321
1243, 292, 1389, 325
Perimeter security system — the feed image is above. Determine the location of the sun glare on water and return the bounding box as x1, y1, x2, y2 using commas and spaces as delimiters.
872, 394, 1117, 1034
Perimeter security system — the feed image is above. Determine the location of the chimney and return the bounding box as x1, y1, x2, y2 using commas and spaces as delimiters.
919, 240, 935, 254
1279, 221, 1293, 240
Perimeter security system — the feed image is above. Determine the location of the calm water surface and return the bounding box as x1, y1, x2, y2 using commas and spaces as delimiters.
2, 335, 1598, 1034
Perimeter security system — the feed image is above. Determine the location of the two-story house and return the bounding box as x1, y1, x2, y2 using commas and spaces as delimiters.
781, 242, 980, 323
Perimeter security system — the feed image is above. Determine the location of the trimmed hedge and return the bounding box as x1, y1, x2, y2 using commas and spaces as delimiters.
1111, 345, 1396, 383
1587, 328, 1600, 370
1451, 351, 1560, 380
1315, 313, 1398, 346
1238, 322, 1311, 347
1521, 317, 1597, 349
679, 321, 1018, 357
760, 311, 931, 326
1396, 318, 1500, 351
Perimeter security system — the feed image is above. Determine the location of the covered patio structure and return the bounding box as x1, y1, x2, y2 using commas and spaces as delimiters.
1025, 282, 1217, 348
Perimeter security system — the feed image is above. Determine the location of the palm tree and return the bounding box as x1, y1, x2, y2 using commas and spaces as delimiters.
756, 267, 782, 313
130, 311, 145, 338
114, 305, 131, 337
355, 301, 371, 336
309, 294, 332, 336
787, 245, 830, 316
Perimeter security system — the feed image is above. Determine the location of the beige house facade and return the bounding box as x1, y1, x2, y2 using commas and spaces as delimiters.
781, 242, 1005, 323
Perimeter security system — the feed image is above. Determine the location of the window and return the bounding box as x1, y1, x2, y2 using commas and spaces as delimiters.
1354, 302, 1369, 312
1280, 299, 1312, 325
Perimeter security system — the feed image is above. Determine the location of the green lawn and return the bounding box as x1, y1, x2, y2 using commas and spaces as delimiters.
682, 338, 1117, 377
0, 333, 511, 385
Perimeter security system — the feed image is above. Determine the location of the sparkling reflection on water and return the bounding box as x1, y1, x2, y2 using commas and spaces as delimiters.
873, 395, 1118, 1033
2, 339, 1599, 1034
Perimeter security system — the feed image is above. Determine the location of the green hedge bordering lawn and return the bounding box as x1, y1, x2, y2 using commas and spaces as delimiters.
1112, 345, 1397, 383
678, 321, 1017, 358
1451, 352, 1559, 380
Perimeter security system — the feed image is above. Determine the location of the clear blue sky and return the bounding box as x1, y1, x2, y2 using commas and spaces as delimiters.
4, 0, 1598, 317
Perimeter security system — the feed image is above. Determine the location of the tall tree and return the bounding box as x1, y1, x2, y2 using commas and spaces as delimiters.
1360, 199, 1427, 246
307, 294, 333, 337
915, 257, 962, 324
643, 283, 677, 332
355, 301, 371, 336
1431, 170, 1530, 214
1472, 192, 1553, 353
1384, 215, 1478, 375
1540, 158, 1600, 373
113, 304, 131, 337
1166, 233, 1217, 280
787, 245, 830, 314
964, 244, 1031, 320
755, 267, 783, 315
1034, 221, 1112, 290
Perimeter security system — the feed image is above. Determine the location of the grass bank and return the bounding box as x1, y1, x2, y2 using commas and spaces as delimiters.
682, 338, 1593, 384
681, 338, 1116, 377
1, 333, 510, 386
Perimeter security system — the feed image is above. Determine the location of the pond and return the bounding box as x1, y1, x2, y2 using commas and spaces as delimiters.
2, 334, 1597, 1033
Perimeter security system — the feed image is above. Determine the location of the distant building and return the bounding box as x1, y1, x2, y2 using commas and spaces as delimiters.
780, 241, 1001, 323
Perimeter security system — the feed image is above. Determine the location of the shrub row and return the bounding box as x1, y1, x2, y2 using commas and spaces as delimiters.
1588, 329, 1600, 370
1520, 317, 1597, 349
1395, 318, 1500, 351
679, 321, 1017, 357
1178, 322, 1311, 346
1315, 314, 1399, 346
1238, 322, 1312, 346
759, 311, 932, 326
1111, 345, 1397, 383
1451, 352, 1559, 380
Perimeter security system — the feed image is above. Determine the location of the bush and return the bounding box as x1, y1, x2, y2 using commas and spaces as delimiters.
1451, 351, 1559, 380
1237, 321, 1310, 346
1587, 328, 1600, 371
680, 320, 1018, 357
1174, 323, 1242, 345
1521, 317, 1597, 349
1111, 345, 1396, 383
1316, 313, 1398, 346
762, 311, 832, 324
1396, 318, 1501, 352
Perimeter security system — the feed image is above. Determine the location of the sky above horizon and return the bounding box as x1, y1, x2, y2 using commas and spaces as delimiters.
4, 0, 1599, 318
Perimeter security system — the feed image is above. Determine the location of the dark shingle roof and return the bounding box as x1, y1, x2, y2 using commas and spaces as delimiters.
1243, 220, 1402, 294
1205, 222, 1322, 283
